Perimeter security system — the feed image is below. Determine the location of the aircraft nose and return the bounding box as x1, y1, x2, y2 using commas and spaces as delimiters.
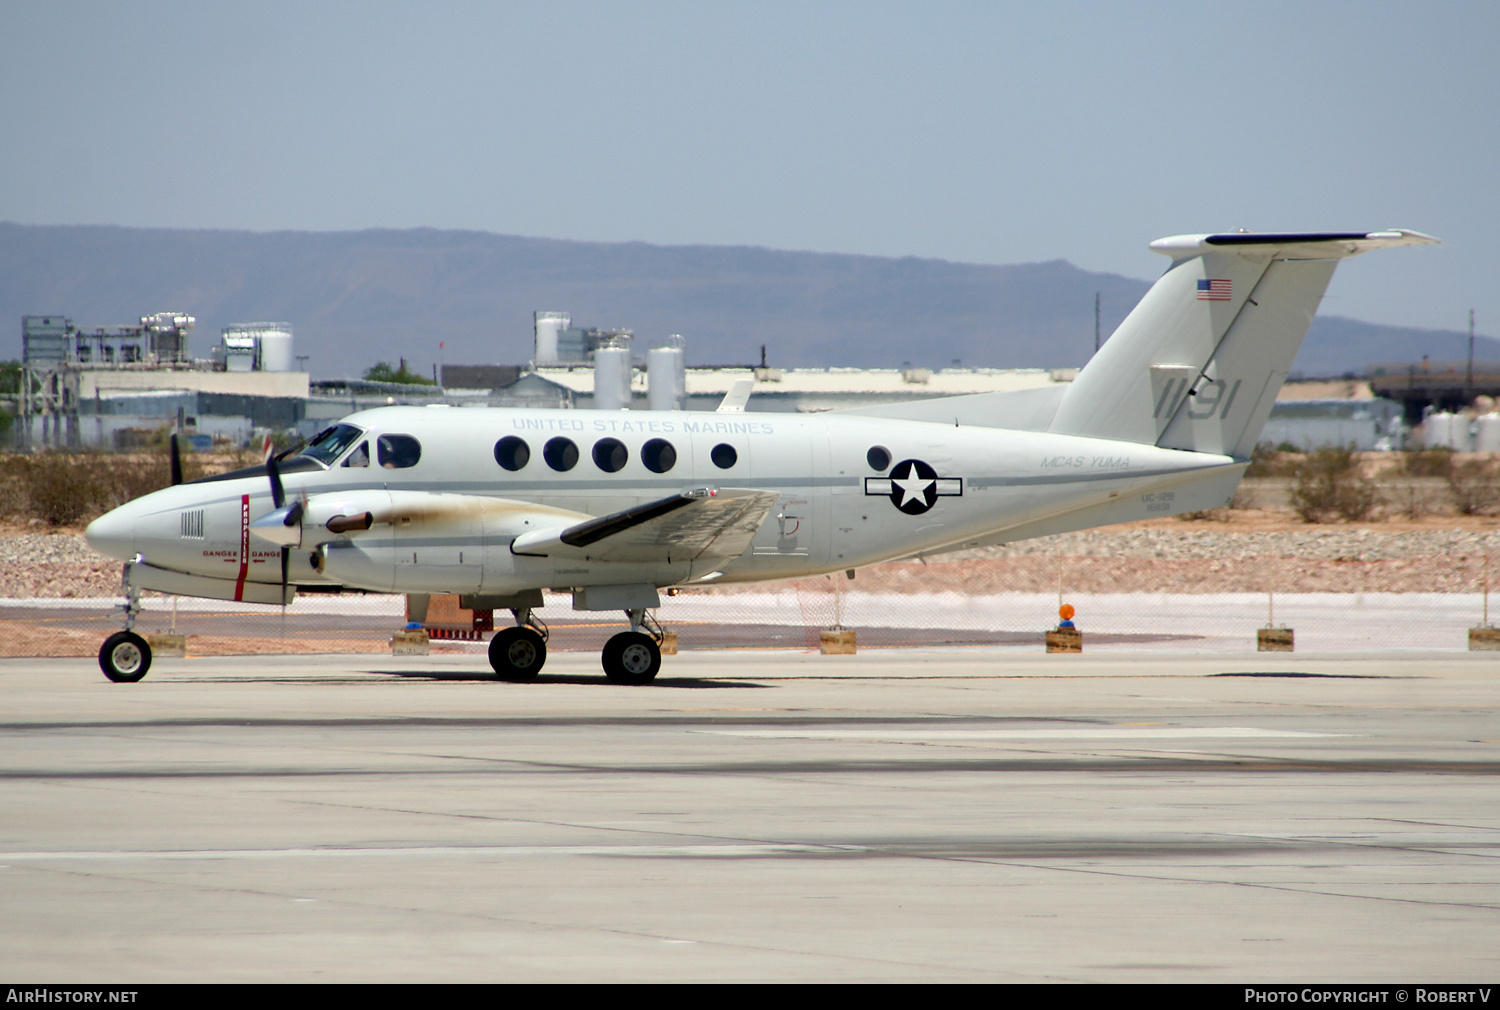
84, 505, 137, 562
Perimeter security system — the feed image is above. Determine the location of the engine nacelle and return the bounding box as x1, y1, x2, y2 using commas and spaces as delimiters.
307, 489, 691, 594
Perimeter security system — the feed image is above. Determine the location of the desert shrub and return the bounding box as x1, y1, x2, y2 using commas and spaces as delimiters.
1449, 459, 1500, 516
1394, 483, 1430, 520
1176, 507, 1225, 521
1289, 446, 1381, 523
1176, 487, 1254, 522
0, 453, 112, 525
1245, 442, 1302, 477
0, 448, 213, 526
1404, 447, 1456, 478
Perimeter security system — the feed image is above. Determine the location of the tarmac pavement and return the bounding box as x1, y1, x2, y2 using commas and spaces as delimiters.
2, 648, 1498, 982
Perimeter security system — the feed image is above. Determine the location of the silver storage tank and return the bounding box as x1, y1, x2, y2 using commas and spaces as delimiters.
534, 311, 570, 365
592, 339, 633, 410
1424, 411, 1473, 451
222, 323, 294, 371
647, 335, 686, 411
1473, 413, 1500, 452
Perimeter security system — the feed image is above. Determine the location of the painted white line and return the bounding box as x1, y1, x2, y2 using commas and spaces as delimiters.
696, 727, 1343, 741
0, 843, 858, 862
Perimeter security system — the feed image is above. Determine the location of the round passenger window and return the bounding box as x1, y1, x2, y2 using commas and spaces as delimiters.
641, 438, 677, 474
592, 437, 628, 473
867, 445, 891, 471
711, 443, 738, 469
494, 436, 530, 471
544, 437, 579, 472
376, 434, 422, 469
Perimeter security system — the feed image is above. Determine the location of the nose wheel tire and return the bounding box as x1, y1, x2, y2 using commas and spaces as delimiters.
489, 626, 547, 681
99, 631, 152, 683
601, 632, 661, 684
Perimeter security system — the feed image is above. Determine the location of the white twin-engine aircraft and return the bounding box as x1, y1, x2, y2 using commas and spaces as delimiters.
85, 230, 1436, 683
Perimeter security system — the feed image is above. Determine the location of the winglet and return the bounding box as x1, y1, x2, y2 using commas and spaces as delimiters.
717, 379, 754, 413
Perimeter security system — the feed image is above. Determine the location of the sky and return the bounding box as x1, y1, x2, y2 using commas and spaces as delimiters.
2, 0, 1496, 335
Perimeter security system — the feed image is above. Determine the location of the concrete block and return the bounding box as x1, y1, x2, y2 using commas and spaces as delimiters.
659, 631, 678, 655
146, 633, 186, 658
1046, 628, 1082, 653
819, 629, 857, 655
1469, 627, 1500, 651
391, 629, 430, 656
1258, 627, 1295, 652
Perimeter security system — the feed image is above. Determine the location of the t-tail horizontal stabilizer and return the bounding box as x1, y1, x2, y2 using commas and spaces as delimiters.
1049, 230, 1437, 459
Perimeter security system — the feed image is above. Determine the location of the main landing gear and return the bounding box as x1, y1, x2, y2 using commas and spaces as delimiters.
99, 560, 152, 682
601, 609, 663, 685
485, 604, 666, 684
488, 606, 548, 681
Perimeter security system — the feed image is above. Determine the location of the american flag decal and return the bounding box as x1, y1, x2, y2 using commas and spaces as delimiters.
1197, 278, 1232, 301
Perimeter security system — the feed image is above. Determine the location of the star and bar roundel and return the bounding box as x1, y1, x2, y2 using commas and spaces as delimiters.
864, 459, 963, 515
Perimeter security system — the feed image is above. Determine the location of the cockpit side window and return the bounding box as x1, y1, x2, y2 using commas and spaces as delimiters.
342, 441, 370, 467
377, 434, 422, 469
299, 424, 365, 466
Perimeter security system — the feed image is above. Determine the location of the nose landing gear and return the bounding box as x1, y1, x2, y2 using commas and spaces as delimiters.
100, 631, 151, 683
99, 560, 151, 682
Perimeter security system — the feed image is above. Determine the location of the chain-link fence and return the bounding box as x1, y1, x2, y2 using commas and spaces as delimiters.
9, 528, 1500, 656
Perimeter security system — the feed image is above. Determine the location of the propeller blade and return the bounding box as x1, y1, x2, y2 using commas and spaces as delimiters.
280, 545, 291, 600
168, 433, 183, 486
267, 452, 286, 510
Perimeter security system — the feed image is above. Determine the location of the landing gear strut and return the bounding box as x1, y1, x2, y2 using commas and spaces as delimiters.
601, 608, 662, 684
100, 559, 152, 683
489, 606, 548, 681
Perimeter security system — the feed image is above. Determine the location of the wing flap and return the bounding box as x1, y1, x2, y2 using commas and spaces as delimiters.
511, 488, 780, 563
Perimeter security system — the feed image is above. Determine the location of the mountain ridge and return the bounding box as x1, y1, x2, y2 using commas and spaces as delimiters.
2, 222, 1489, 379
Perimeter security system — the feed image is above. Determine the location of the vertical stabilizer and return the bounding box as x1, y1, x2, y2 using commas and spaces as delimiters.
1049, 230, 1437, 457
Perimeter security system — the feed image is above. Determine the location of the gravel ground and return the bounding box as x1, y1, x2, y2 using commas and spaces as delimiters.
12, 516, 1500, 599
0, 531, 123, 598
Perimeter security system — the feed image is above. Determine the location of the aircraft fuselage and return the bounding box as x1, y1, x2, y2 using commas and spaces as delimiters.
86, 405, 1239, 599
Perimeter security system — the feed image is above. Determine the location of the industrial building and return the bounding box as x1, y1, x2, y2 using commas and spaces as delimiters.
12, 307, 1429, 454
1258, 397, 1407, 452
18, 314, 308, 450
1368, 360, 1500, 423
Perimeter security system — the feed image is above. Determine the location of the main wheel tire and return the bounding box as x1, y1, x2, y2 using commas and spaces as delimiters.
601, 631, 661, 684
99, 631, 152, 683
489, 626, 547, 681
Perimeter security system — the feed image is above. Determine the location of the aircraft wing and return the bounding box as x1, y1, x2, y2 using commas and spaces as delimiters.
510, 487, 781, 564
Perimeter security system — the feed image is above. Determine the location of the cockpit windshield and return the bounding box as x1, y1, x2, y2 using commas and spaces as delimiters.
296, 424, 365, 466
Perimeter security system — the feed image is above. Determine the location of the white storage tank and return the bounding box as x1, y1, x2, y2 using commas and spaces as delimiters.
1474, 413, 1500, 453
257, 327, 294, 372
647, 335, 686, 411
534, 311, 570, 365
222, 323, 294, 371
1424, 411, 1473, 452
592, 340, 633, 410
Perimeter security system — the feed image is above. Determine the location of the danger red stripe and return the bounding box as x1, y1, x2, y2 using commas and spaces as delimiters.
235, 493, 250, 601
